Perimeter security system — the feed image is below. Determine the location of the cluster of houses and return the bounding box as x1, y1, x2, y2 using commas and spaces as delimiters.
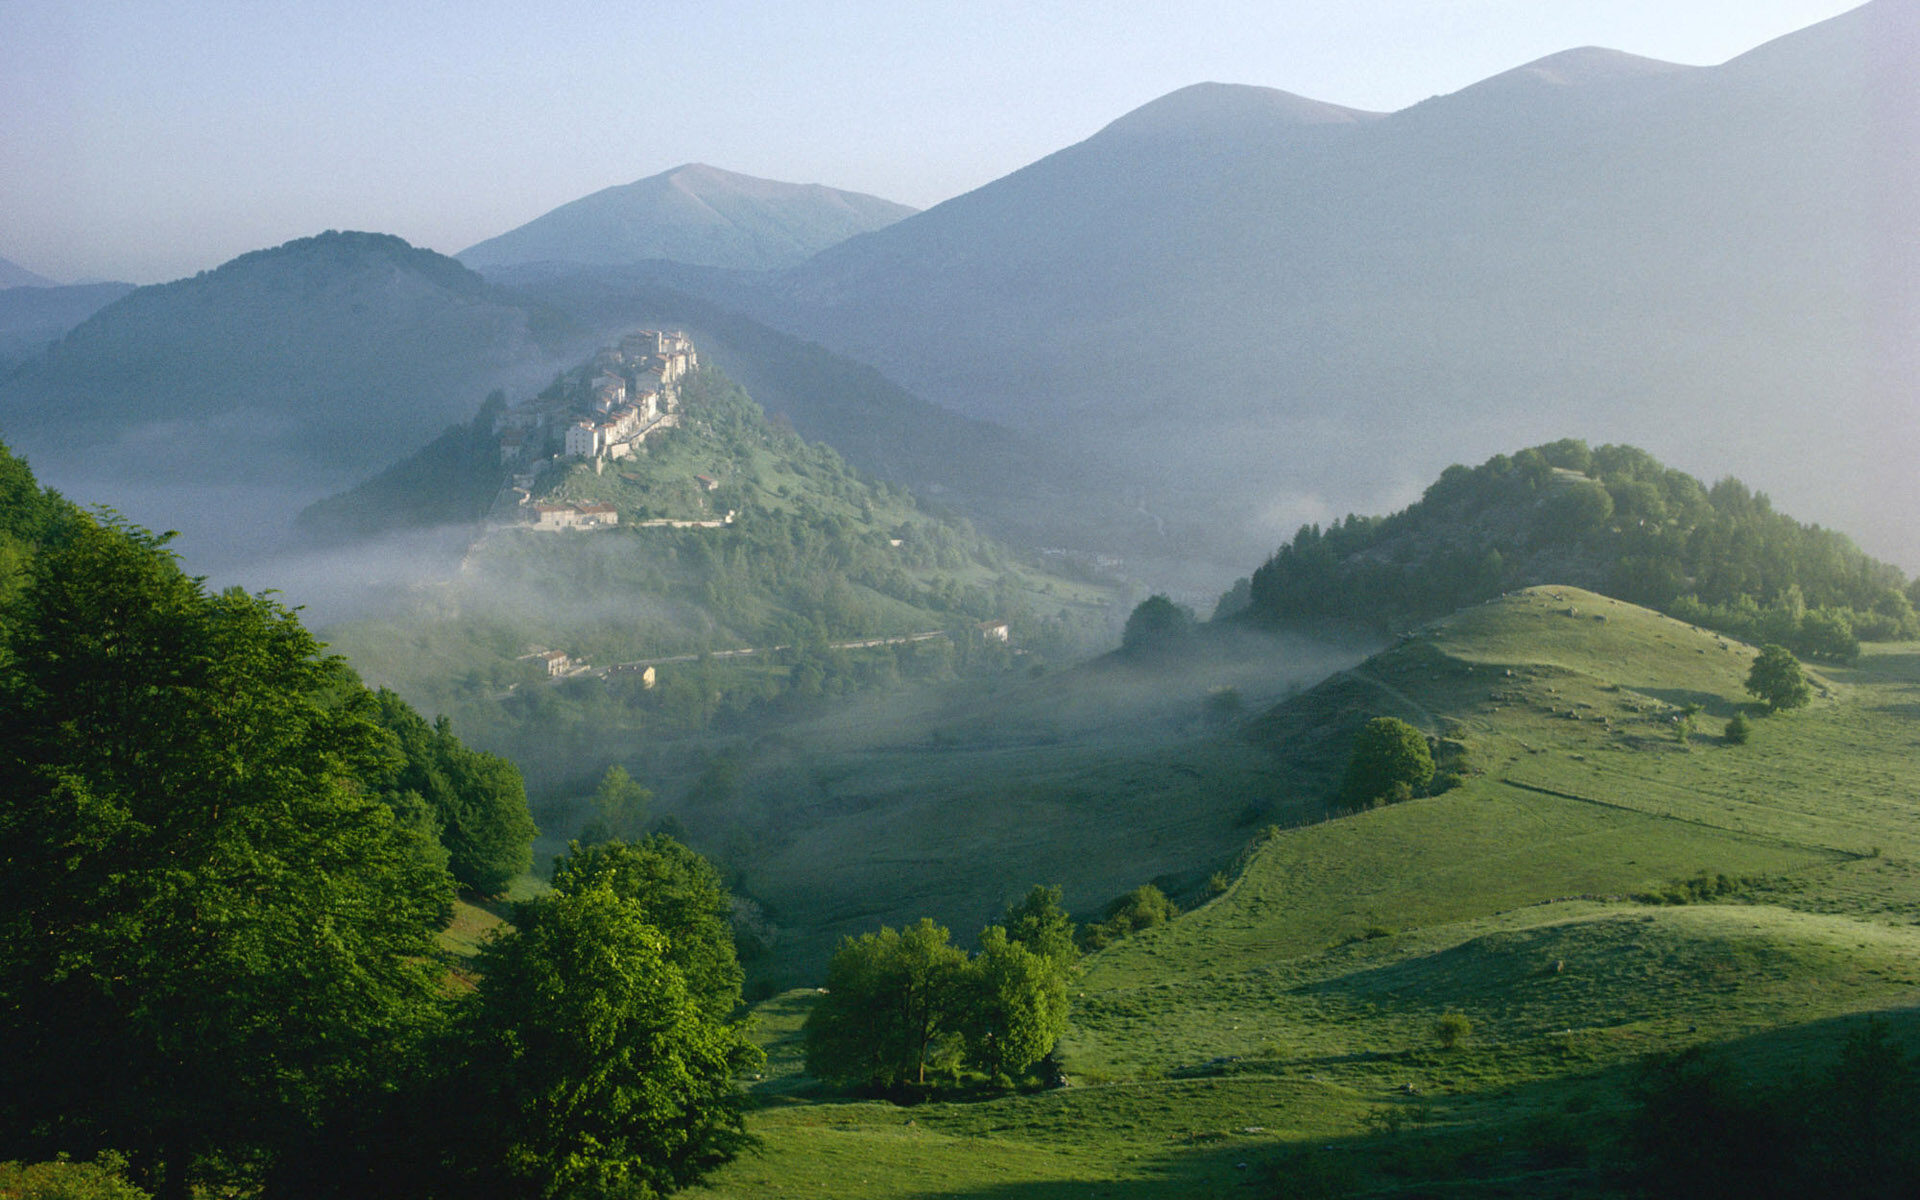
491, 329, 699, 531
495, 329, 697, 471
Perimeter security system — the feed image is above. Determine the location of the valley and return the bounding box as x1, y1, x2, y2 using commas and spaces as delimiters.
3, 6, 1917, 1195
698, 588, 1920, 1198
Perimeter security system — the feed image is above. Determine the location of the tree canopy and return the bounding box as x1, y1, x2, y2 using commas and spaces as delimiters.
1337, 717, 1435, 809
803, 907, 1076, 1093
960, 927, 1070, 1082
368, 687, 535, 895
452, 885, 760, 1199
1746, 644, 1812, 713
805, 918, 970, 1090
0, 511, 451, 1198
1242, 441, 1916, 654
549, 834, 745, 1020
1001, 884, 1079, 968
1121, 594, 1196, 658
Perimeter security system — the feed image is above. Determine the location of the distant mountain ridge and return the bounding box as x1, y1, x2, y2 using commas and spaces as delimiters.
0, 256, 57, 289
696, 0, 1920, 586
0, 231, 590, 568
459, 163, 917, 272
0, 282, 134, 375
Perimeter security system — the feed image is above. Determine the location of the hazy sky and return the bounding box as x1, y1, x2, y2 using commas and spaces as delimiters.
1, 1, 1867, 284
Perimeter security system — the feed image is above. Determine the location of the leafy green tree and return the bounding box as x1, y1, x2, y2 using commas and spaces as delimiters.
804, 919, 969, 1089
1798, 607, 1859, 663
550, 835, 744, 1020
0, 515, 450, 1199
0, 1154, 151, 1199
1001, 884, 1079, 968
960, 928, 1070, 1083
452, 885, 759, 1199
369, 688, 536, 894
1746, 644, 1812, 712
1724, 710, 1752, 745
1079, 884, 1179, 951
1433, 1012, 1473, 1049
1337, 717, 1435, 808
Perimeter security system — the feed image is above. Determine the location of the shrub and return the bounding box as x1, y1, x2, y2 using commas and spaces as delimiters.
1434, 1012, 1473, 1050
0, 1156, 150, 1199
1724, 711, 1751, 745
1079, 885, 1178, 950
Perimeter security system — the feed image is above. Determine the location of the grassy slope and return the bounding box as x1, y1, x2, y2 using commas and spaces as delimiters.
699, 587, 1920, 1197
722, 626, 1370, 985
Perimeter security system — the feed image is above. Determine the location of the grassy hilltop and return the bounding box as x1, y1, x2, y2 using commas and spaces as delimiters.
700, 586, 1920, 1198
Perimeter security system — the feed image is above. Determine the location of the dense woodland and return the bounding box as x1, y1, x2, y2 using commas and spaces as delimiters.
1241, 439, 1917, 659
0, 442, 755, 1198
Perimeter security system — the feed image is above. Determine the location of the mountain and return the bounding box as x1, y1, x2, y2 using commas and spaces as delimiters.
0, 281, 134, 375
0, 256, 56, 289
458, 163, 917, 272
707, 2, 1920, 586
0, 231, 589, 569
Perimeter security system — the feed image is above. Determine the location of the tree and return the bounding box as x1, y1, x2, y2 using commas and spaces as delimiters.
1120, 594, 1195, 658
804, 919, 969, 1089
0, 514, 451, 1199
369, 688, 537, 895
1746, 644, 1812, 712
960, 928, 1070, 1084
581, 764, 653, 844
452, 885, 759, 1199
1079, 885, 1179, 951
1798, 607, 1859, 663
1337, 717, 1435, 808
550, 835, 744, 1020
1001, 884, 1078, 969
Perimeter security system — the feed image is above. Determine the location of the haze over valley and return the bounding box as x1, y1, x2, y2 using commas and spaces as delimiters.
4, 4, 1920, 1197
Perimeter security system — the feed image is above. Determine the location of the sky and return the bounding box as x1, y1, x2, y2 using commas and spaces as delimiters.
0, 0, 1869, 284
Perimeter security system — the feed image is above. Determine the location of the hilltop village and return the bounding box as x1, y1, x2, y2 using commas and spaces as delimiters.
493, 329, 697, 530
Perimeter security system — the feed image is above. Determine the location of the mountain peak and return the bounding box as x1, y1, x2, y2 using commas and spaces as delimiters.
1495, 46, 1693, 88
1098, 82, 1382, 141
458, 166, 917, 272
202, 230, 491, 297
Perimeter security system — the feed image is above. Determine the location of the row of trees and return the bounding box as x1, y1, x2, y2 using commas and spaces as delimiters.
804, 887, 1076, 1091
0, 443, 754, 1198
1241, 440, 1918, 652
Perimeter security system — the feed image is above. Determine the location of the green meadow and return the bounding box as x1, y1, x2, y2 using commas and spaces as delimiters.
694, 587, 1920, 1197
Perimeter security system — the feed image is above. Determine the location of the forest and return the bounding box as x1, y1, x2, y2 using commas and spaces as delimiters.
1242, 438, 1917, 659
0, 443, 756, 1198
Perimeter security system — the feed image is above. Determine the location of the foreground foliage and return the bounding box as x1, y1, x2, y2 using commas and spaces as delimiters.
451, 885, 760, 1199
0, 445, 755, 1199
0, 512, 449, 1198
